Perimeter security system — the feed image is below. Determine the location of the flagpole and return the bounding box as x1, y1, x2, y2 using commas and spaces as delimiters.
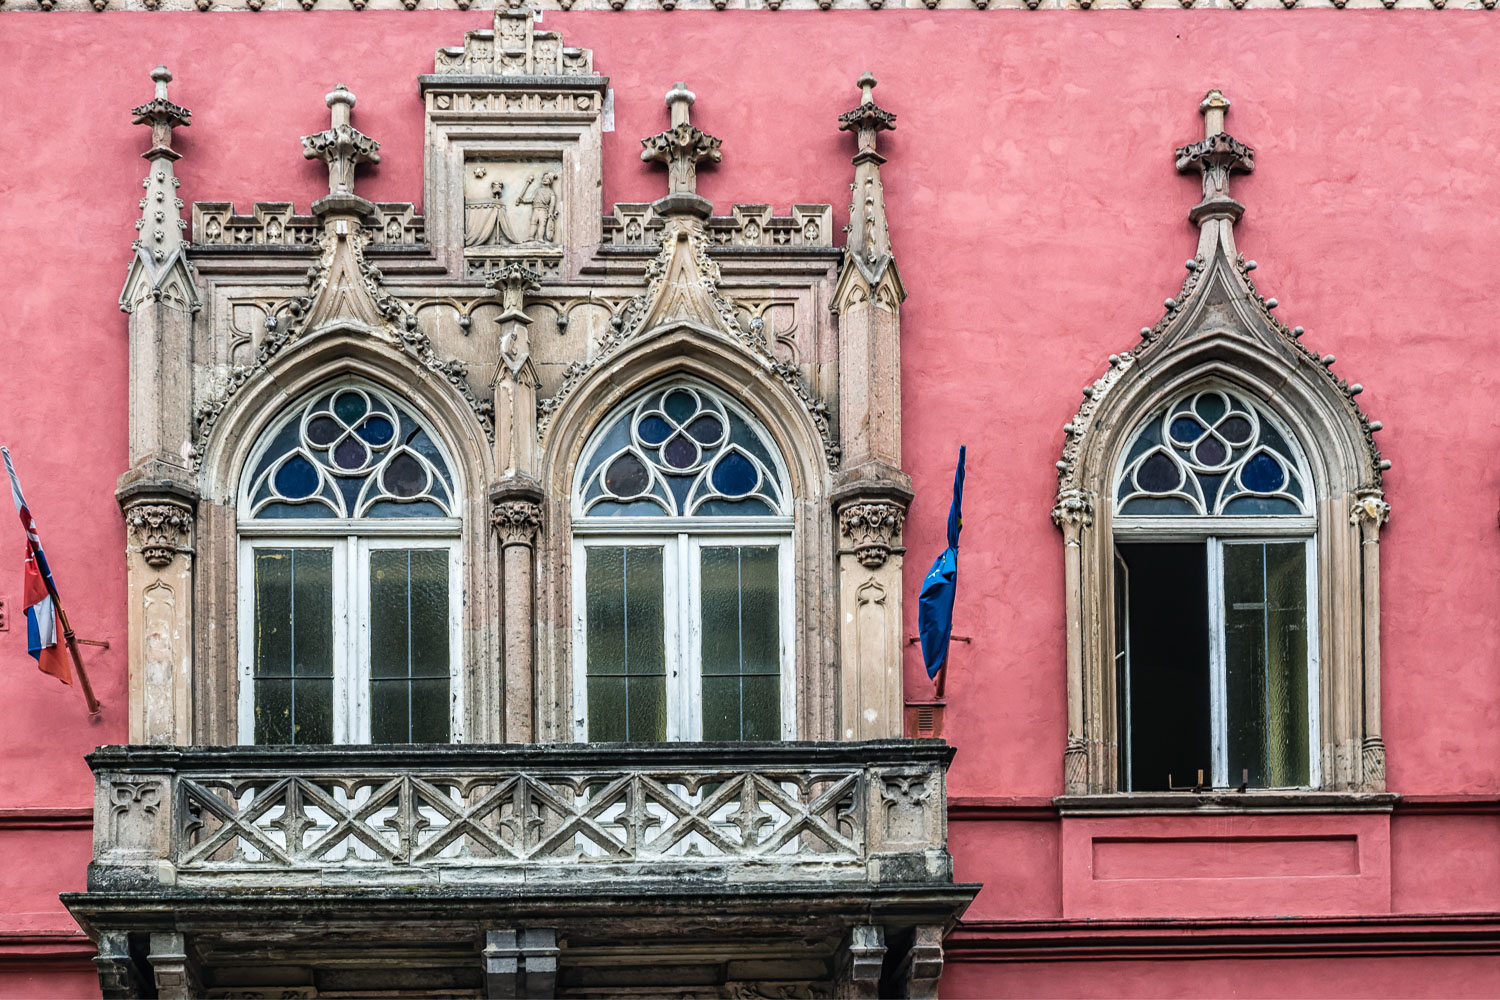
44, 577, 102, 716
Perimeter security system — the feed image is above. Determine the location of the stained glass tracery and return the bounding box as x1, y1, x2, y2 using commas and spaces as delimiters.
1115, 388, 1310, 517
576, 383, 788, 518
245, 385, 456, 519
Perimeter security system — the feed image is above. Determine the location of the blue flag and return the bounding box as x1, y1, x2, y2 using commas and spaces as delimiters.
918, 446, 965, 680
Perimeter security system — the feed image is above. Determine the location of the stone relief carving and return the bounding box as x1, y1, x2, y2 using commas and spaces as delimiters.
491, 499, 542, 545
125, 502, 193, 566
603, 202, 835, 249
194, 201, 423, 247
464, 160, 562, 247
838, 502, 904, 568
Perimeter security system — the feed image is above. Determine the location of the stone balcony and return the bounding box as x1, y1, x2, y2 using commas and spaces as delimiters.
65, 740, 976, 999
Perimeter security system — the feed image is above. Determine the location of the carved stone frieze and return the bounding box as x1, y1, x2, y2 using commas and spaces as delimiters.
433, 8, 595, 76
124, 502, 193, 567
838, 502, 904, 568
491, 499, 542, 546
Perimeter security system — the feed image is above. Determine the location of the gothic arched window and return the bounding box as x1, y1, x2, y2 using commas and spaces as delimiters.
237, 381, 462, 745
571, 379, 794, 743
1111, 387, 1318, 792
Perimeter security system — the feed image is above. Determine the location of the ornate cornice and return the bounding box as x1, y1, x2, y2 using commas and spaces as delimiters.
838, 501, 905, 568
123, 501, 193, 567
491, 500, 543, 546
13, 0, 1483, 9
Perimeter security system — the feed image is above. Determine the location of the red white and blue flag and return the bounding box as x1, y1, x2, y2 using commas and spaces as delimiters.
3, 448, 72, 686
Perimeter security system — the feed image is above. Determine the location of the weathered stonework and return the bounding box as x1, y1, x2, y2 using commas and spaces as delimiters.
839, 502, 904, 569
123, 501, 192, 567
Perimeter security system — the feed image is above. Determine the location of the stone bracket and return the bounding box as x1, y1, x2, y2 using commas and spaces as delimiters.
485, 928, 559, 999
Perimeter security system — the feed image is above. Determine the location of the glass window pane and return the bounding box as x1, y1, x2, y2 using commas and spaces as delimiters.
699, 545, 781, 742
586, 547, 666, 742
369, 548, 451, 744
253, 548, 333, 745
1224, 542, 1309, 787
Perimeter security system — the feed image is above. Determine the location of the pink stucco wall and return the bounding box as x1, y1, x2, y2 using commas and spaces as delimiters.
3, 9, 1500, 995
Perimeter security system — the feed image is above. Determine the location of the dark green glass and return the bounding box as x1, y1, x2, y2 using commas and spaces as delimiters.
369, 548, 451, 743
1224, 542, 1309, 787
586, 546, 666, 741
253, 548, 333, 745
699, 546, 780, 741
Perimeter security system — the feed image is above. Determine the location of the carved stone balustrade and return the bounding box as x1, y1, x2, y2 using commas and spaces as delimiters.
67, 741, 974, 999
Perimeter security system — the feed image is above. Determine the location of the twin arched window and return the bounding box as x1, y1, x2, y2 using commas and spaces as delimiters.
1111, 387, 1317, 791
236, 377, 794, 747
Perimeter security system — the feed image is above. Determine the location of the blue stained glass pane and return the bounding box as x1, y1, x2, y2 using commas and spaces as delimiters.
1169, 417, 1202, 445
592, 499, 669, 517
259, 501, 336, 519
358, 416, 395, 445
663, 390, 697, 424
711, 452, 758, 496
638, 415, 672, 446
1199, 473, 1226, 509
275, 456, 319, 498
252, 421, 303, 484
727, 411, 779, 477
366, 499, 447, 518
1119, 496, 1197, 516
1195, 394, 1227, 422
334, 392, 367, 423
409, 430, 453, 491
1121, 419, 1163, 469
1260, 422, 1298, 462
1241, 452, 1286, 493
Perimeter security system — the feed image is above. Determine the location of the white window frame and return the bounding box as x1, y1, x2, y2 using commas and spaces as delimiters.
236, 523, 464, 746
1112, 523, 1320, 790
570, 520, 796, 743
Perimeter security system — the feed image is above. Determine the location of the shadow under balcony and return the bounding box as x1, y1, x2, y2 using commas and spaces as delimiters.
63, 739, 976, 999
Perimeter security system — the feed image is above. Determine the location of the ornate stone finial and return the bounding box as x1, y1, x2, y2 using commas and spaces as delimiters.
132, 66, 191, 161
640, 82, 721, 218
1174, 88, 1255, 230
839, 502, 905, 569
301, 84, 381, 210
837, 72, 898, 270
124, 66, 195, 300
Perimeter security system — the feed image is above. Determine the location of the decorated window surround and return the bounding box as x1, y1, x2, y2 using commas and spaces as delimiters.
1053, 91, 1390, 796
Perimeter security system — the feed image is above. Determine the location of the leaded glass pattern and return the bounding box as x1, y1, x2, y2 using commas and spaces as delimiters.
1115, 389, 1310, 517
245, 385, 456, 519
576, 383, 788, 518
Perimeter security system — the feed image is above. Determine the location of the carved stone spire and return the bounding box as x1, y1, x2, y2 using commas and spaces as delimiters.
837, 72, 898, 278
1174, 89, 1255, 259
127, 67, 191, 273
640, 82, 721, 220
302, 84, 381, 217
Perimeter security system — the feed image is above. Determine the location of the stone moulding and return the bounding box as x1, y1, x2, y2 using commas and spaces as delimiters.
604, 202, 836, 251
193, 201, 425, 247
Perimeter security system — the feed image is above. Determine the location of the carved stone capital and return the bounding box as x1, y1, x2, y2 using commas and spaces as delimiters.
1051, 489, 1095, 533
492, 500, 543, 547
839, 502, 905, 568
1351, 489, 1391, 531
124, 501, 194, 568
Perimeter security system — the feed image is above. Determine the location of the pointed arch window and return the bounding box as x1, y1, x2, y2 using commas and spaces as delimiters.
237, 381, 463, 745
571, 379, 794, 743
1112, 387, 1318, 792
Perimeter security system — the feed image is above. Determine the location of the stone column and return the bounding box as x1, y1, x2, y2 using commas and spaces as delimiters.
1352, 489, 1390, 791
1052, 489, 1093, 795
118, 67, 200, 745
835, 498, 907, 740
120, 496, 195, 745
493, 490, 543, 743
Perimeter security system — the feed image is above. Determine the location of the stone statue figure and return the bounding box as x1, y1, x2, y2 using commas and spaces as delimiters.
464, 181, 523, 247
515, 172, 559, 243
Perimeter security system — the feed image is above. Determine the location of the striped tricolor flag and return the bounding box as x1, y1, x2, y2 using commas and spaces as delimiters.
3, 449, 71, 686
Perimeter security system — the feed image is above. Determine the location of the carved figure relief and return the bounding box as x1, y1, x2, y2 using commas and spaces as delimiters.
464, 160, 562, 247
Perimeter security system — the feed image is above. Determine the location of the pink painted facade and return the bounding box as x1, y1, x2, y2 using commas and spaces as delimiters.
3, 8, 1500, 996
